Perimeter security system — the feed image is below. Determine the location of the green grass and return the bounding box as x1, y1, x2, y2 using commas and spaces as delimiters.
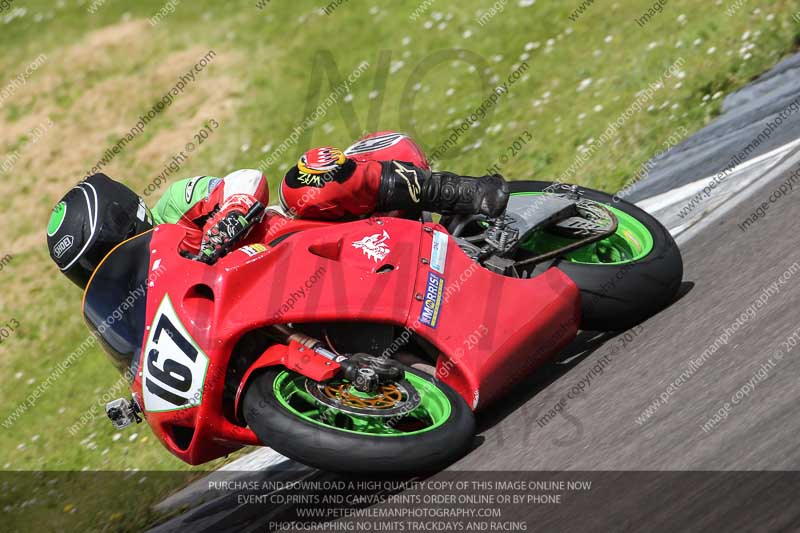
1, 0, 799, 530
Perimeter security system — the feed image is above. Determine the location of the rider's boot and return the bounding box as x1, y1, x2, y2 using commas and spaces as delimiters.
378, 161, 509, 218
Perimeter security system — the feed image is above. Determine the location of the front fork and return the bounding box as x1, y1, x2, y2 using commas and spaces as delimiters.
270, 325, 403, 392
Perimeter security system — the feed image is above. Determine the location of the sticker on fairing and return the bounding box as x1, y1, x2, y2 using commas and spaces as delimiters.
142, 295, 210, 412
240, 244, 267, 257
419, 272, 445, 328
352, 230, 391, 263
430, 230, 448, 274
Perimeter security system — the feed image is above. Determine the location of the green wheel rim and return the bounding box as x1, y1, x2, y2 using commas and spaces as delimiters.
512, 192, 654, 265
272, 370, 452, 437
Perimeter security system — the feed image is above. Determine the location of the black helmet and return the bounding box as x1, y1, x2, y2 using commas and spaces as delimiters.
47, 174, 153, 289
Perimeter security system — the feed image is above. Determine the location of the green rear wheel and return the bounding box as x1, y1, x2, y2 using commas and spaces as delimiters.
510, 181, 683, 331
515, 192, 655, 265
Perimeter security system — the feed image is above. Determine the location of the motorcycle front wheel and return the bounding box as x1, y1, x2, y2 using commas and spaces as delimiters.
241, 366, 475, 473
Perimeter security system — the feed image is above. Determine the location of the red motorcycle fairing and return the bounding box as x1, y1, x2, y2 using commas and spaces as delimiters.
406, 227, 580, 410
137, 218, 423, 464
133, 215, 579, 465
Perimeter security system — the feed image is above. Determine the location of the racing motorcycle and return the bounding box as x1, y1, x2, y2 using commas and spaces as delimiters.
86, 139, 682, 474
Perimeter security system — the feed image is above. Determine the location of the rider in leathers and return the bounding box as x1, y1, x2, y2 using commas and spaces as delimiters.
46, 131, 509, 288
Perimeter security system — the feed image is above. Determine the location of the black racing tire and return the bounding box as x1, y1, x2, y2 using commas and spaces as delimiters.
510, 181, 683, 331
241, 366, 475, 474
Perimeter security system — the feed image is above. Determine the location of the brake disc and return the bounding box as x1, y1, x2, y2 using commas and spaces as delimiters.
551, 199, 616, 238
514, 200, 619, 268
305, 379, 421, 417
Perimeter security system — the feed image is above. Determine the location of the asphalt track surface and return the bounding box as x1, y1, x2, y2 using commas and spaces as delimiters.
467, 158, 800, 473
151, 57, 800, 532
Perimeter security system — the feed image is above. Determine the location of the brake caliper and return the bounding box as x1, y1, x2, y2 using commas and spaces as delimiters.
337, 354, 404, 393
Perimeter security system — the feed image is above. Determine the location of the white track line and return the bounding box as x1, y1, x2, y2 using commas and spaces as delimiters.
637, 136, 800, 214
674, 143, 800, 244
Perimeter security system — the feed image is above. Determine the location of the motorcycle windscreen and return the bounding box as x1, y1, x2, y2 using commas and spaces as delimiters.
83, 231, 153, 379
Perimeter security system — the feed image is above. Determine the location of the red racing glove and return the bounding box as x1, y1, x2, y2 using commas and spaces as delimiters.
200, 194, 258, 258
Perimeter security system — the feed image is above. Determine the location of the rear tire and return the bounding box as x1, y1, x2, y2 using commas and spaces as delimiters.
511, 181, 683, 331
242, 366, 475, 474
